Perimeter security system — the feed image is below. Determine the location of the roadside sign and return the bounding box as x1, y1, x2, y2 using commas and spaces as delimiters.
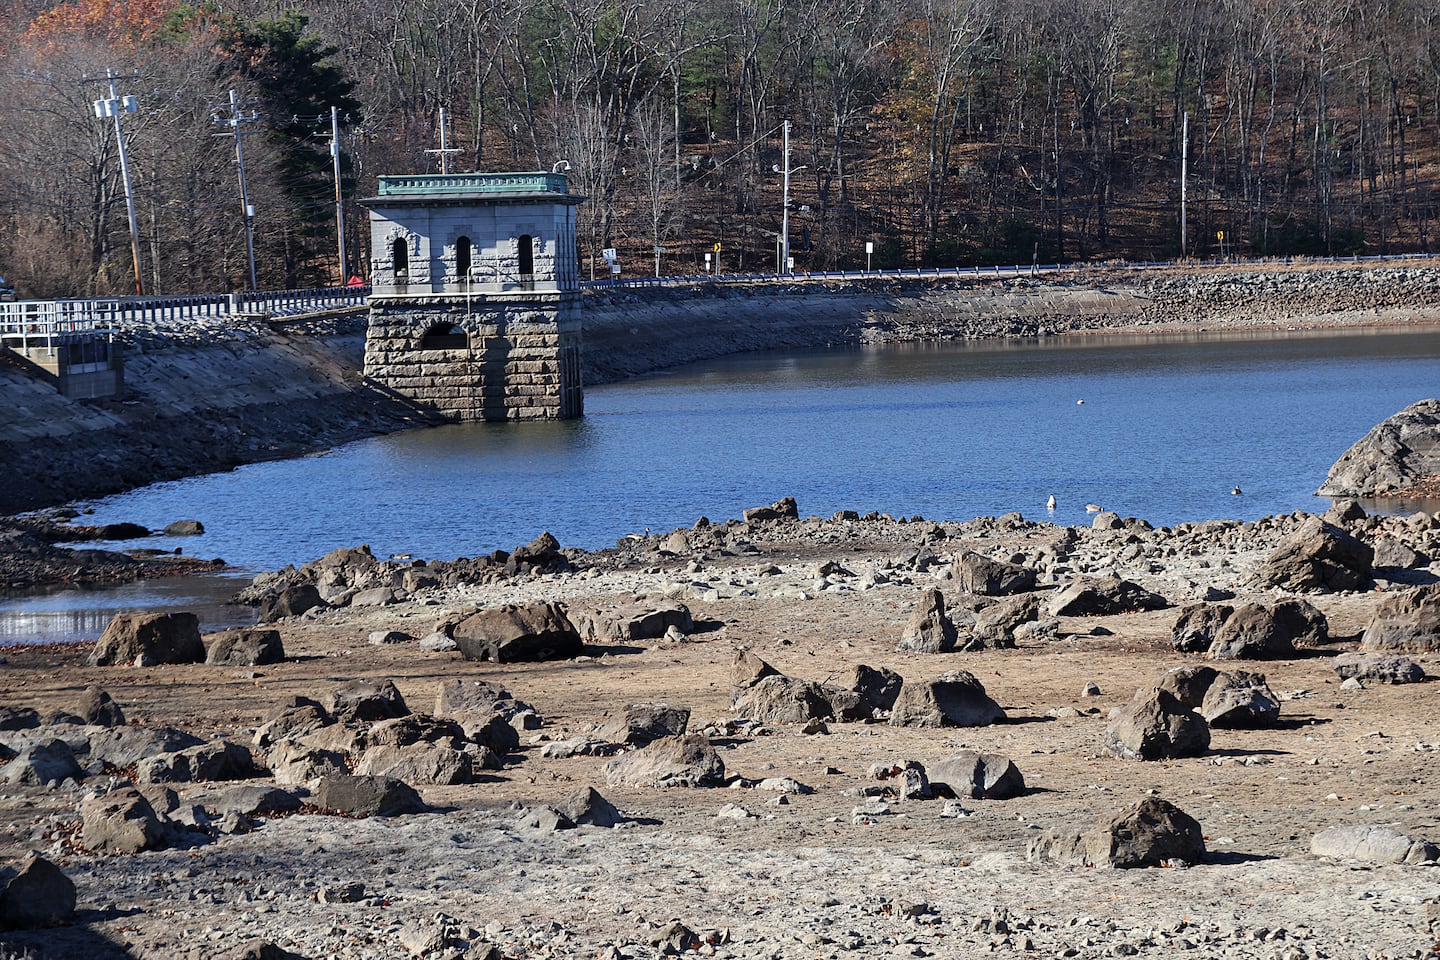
713, 242, 722, 253
602, 247, 617, 261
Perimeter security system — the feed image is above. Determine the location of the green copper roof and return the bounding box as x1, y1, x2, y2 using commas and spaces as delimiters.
376, 172, 571, 197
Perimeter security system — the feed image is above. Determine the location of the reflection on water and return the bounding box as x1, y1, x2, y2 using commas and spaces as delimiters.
0, 573, 255, 647
5, 325, 1440, 645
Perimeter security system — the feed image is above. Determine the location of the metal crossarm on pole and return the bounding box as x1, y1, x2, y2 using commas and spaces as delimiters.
91, 69, 145, 296
212, 90, 261, 291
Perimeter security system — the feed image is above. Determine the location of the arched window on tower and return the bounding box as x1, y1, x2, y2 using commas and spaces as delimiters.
455, 236, 472, 283
420, 322, 468, 350
392, 237, 409, 283
517, 234, 534, 289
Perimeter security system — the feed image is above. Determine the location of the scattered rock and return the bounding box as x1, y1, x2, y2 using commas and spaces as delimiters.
312, 774, 427, 817
162, 519, 205, 536
1200, 670, 1281, 727
558, 786, 625, 827
1, 740, 83, 786
851, 664, 904, 713
256, 585, 325, 623
925, 750, 1025, 799
88, 612, 205, 667
888, 671, 1005, 728
733, 674, 866, 725
1154, 665, 1220, 709
1359, 583, 1440, 652
969, 593, 1042, 649
1030, 797, 1206, 868
897, 587, 958, 653
0, 854, 76, 929
574, 598, 694, 642
136, 741, 258, 784
452, 601, 584, 662
204, 628, 285, 666
1332, 651, 1425, 684
600, 702, 691, 745
1254, 516, 1374, 592
951, 551, 1036, 596
1171, 603, 1234, 654
1208, 599, 1328, 660
64, 685, 127, 727
603, 734, 725, 788
742, 497, 799, 522
1104, 688, 1210, 760
1048, 577, 1168, 616
1311, 824, 1440, 864
326, 679, 410, 722
81, 787, 168, 853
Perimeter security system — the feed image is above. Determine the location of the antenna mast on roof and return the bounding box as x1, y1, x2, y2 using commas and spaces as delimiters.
424, 107, 463, 174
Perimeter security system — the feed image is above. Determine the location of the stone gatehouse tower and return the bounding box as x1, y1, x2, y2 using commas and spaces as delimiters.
360, 171, 583, 420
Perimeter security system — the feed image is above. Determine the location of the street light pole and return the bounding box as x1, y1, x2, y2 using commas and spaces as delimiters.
331, 105, 347, 285
1180, 111, 1188, 257
93, 69, 144, 296
213, 89, 260, 291
780, 119, 792, 275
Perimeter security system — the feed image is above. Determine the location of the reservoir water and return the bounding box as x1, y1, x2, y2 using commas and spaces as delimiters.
5, 326, 1440, 644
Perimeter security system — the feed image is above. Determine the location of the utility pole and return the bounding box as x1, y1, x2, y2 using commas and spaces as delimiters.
91, 69, 144, 296
330, 106, 347, 285
213, 89, 260, 291
780, 119, 792, 275
1180, 111, 1189, 257
424, 107, 462, 174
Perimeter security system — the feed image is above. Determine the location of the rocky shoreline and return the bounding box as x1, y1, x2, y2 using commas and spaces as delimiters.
0, 496, 1439, 959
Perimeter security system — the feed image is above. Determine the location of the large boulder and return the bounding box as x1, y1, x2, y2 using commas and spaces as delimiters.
64, 685, 126, 727
452, 601, 583, 662
1311, 824, 1440, 864
603, 734, 725, 788
600, 703, 691, 745
353, 743, 473, 785
1047, 577, 1168, 617
1154, 665, 1220, 709
573, 599, 694, 642
326, 679, 410, 722
925, 750, 1025, 800
1254, 516, 1374, 592
897, 588, 958, 653
0, 855, 75, 929
558, 786, 624, 827
850, 664, 904, 713
951, 551, 1036, 596
136, 741, 258, 784
1029, 797, 1206, 868
312, 774, 426, 817
204, 628, 285, 666
81, 787, 168, 853
1332, 651, 1425, 684
1, 740, 84, 786
1208, 599, 1328, 660
1317, 398, 1440, 497
1104, 688, 1210, 760
969, 593, 1042, 649
88, 612, 205, 667
888, 671, 1005, 728
730, 649, 781, 689
1359, 583, 1440, 652
1171, 603, 1234, 654
256, 584, 325, 623
742, 497, 799, 522
1199, 670, 1281, 727
732, 675, 867, 725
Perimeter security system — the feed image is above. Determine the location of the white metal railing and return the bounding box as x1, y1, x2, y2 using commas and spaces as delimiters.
0, 285, 370, 344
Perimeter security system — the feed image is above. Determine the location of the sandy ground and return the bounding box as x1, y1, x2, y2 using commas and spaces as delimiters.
0, 510, 1438, 960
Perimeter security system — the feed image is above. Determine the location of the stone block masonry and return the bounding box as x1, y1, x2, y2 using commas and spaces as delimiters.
363, 293, 582, 421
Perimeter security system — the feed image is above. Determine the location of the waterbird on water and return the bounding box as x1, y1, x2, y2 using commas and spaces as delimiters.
1232, 486, 1243, 495
1085, 503, 1102, 513
1046, 495, 1057, 510
1076, 399, 1085, 405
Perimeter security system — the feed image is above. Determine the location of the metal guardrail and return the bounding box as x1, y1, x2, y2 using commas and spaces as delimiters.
580, 250, 1440, 291
0, 285, 370, 342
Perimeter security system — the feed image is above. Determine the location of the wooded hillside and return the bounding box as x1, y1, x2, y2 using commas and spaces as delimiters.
3, 0, 1439, 296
